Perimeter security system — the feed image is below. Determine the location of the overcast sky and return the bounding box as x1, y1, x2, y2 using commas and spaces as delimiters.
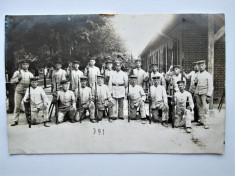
110, 14, 174, 58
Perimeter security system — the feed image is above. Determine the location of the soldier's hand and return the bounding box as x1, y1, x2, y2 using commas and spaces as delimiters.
206, 96, 211, 104
169, 65, 173, 70
187, 106, 192, 111
18, 74, 22, 81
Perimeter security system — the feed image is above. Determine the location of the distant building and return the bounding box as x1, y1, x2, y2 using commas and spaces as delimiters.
140, 14, 225, 102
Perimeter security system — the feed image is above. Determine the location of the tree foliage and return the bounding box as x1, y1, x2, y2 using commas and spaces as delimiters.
5, 15, 127, 76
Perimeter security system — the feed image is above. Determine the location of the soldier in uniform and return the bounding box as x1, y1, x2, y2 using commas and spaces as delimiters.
182, 61, 199, 121
132, 59, 148, 87
74, 76, 96, 123
108, 61, 128, 120
149, 76, 169, 127
23, 78, 50, 127
52, 60, 67, 91
147, 63, 166, 88
173, 80, 194, 133
194, 60, 213, 129
10, 59, 34, 126
101, 57, 114, 85
84, 57, 100, 87
93, 75, 114, 121
127, 75, 146, 123
70, 61, 83, 91
55, 80, 76, 123
165, 65, 186, 92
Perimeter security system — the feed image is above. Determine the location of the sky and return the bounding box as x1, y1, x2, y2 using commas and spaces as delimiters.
110, 14, 174, 58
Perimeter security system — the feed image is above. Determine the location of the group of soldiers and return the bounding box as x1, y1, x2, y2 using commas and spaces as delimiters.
9, 55, 213, 133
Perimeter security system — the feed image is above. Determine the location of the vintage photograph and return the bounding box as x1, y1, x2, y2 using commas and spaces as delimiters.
5, 14, 225, 154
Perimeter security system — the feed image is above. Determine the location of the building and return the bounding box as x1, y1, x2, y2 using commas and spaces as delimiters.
140, 14, 225, 103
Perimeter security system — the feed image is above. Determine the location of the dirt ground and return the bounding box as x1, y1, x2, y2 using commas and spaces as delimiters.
7, 87, 225, 154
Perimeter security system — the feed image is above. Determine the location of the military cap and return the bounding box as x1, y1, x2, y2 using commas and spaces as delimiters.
80, 76, 88, 80
73, 61, 80, 64
89, 57, 96, 61
97, 74, 104, 78
130, 75, 137, 79
55, 60, 62, 64
114, 60, 122, 66
177, 80, 185, 84
135, 59, 142, 63
152, 76, 160, 79
173, 65, 181, 69
60, 80, 69, 84
19, 59, 29, 64
105, 59, 113, 64
151, 63, 158, 67
30, 77, 38, 82
193, 61, 198, 65
197, 60, 206, 64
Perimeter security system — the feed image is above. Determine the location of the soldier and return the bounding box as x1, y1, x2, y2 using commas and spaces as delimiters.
147, 63, 166, 88
52, 60, 67, 91
93, 75, 114, 121
173, 80, 194, 133
182, 61, 200, 121
70, 61, 83, 91
165, 65, 186, 92
84, 57, 100, 87
194, 60, 213, 129
55, 80, 76, 123
101, 57, 114, 85
150, 76, 169, 127
108, 61, 128, 120
127, 75, 147, 123
132, 59, 148, 87
74, 76, 96, 123
10, 59, 34, 126
23, 78, 50, 127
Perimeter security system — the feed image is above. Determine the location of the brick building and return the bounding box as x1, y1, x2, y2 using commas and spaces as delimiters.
140, 14, 225, 102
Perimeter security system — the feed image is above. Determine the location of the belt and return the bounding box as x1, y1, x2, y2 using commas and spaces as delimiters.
112, 83, 124, 86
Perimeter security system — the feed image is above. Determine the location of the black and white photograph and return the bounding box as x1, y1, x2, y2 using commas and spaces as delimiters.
5, 14, 225, 154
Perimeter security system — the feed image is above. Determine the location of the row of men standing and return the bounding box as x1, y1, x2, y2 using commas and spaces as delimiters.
10, 56, 213, 133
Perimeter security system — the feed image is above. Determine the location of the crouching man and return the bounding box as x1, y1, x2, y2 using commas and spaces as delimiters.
127, 75, 146, 123
93, 75, 114, 121
75, 76, 96, 123
150, 76, 169, 127
56, 80, 76, 123
23, 77, 50, 127
173, 80, 194, 133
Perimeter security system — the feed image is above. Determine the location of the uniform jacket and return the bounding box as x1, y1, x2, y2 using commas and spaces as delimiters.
84, 66, 100, 87
71, 69, 83, 91
195, 70, 213, 96
184, 71, 199, 93
133, 68, 147, 87
52, 68, 67, 88
11, 69, 34, 94
57, 90, 76, 111
75, 86, 93, 105
128, 84, 146, 108
165, 72, 186, 92
150, 85, 168, 108
174, 90, 194, 112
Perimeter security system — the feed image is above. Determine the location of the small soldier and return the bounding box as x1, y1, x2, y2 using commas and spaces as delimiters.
165, 65, 186, 92
108, 61, 128, 120
127, 75, 146, 123
84, 57, 100, 87
132, 59, 148, 87
194, 60, 213, 129
74, 76, 96, 123
147, 63, 166, 88
93, 75, 114, 121
182, 61, 200, 121
173, 80, 194, 133
56, 80, 76, 123
10, 59, 34, 126
23, 78, 50, 127
70, 61, 84, 91
150, 76, 169, 127
101, 57, 114, 85
52, 60, 67, 91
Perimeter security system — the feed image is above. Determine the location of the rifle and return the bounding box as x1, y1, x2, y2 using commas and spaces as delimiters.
28, 78, 31, 128
55, 82, 58, 124
172, 95, 176, 128
128, 81, 130, 122
148, 70, 152, 124
95, 77, 98, 121
87, 65, 90, 87
77, 77, 82, 123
